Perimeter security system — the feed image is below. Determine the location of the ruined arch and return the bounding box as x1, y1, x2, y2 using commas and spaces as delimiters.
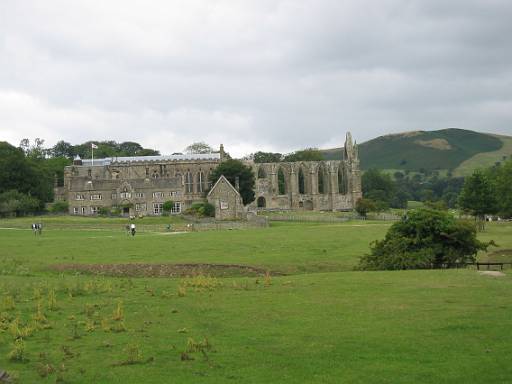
338, 166, 348, 194
257, 196, 266, 208
298, 167, 306, 194
277, 167, 286, 195
257, 167, 267, 179
318, 165, 328, 194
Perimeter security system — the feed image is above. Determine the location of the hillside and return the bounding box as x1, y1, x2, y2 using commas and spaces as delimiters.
322, 128, 510, 172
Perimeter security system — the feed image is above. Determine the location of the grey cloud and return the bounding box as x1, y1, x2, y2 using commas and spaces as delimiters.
1, 0, 512, 157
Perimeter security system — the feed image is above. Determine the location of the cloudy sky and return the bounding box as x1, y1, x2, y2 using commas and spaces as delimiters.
1, 1, 512, 157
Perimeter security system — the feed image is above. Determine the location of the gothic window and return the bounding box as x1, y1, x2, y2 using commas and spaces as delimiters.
278, 168, 286, 195
197, 170, 206, 193
185, 171, 193, 193
257, 167, 267, 179
318, 167, 327, 194
338, 167, 348, 194
298, 168, 305, 194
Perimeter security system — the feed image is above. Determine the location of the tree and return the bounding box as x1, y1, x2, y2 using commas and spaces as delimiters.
358, 208, 493, 270
51, 141, 74, 158
162, 200, 175, 215
184, 142, 214, 154
458, 170, 498, 229
362, 169, 395, 207
493, 159, 512, 218
208, 159, 255, 205
355, 198, 376, 217
253, 151, 283, 163
283, 148, 323, 162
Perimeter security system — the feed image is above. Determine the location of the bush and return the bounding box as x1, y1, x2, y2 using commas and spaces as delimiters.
162, 200, 174, 215
185, 202, 215, 217
98, 207, 110, 216
358, 208, 494, 270
50, 200, 69, 213
355, 198, 376, 217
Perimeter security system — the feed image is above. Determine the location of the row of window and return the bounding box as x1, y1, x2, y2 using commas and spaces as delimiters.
77, 191, 182, 201
72, 202, 182, 215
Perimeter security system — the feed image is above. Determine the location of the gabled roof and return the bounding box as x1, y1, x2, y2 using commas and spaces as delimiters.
207, 175, 241, 198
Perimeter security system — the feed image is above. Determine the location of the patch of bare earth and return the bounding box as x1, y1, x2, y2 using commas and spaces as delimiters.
414, 138, 452, 150
50, 263, 282, 278
478, 271, 506, 277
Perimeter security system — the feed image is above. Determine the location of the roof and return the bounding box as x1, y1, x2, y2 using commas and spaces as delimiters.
206, 175, 241, 198
80, 153, 221, 166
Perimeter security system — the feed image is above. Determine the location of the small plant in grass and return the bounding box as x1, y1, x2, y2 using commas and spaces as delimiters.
264, 271, 272, 287
124, 344, 143, 364
8, 338, 27, 362
177, 285, 187, 297
101, 318, 111, 332
112, 300, 124, 321
85, 319, 96, 332
32, 287, 43, 300
32, 301, 47, 324
69, 321, 81, 340
186, 337, 212, 353
47, 289, 58, 311
3, 295, 16, 311
111, 321, 127, 333
36, 362, 55, 378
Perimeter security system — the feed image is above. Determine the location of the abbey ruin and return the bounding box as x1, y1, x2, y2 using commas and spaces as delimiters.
54, 133, 362, 217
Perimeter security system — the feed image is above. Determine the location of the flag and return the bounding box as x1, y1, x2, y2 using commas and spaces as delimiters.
91, 143, 98, 149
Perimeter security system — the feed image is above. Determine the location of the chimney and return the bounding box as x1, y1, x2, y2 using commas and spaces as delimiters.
235, 176, 240, 191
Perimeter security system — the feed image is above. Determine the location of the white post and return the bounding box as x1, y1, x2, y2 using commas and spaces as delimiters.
91, 143, 95, 166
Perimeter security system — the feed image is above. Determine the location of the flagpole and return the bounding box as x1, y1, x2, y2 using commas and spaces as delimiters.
91, 143, 94, 166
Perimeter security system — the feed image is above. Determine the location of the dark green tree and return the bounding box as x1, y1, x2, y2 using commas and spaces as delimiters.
355, 198, 376, 217
208, 159, 255, 205
458, 170, 498, 229
253, 151, 283, 163
283, 148, 323, 162
359, 208, 493, 270
362, 169, 395, 207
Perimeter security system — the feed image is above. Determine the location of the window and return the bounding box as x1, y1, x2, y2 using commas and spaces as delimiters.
90, 194, 102, 200
135, 192, 145, 198
81, 207, 86, 215
185, 171, 193, 193
111, 193, 117, 199
338, 167, 347, 194
257, 167, 267, 179
171, 202, 182, 214
75, 194, 85, 200
135, 203, 147, 212
169, 191, 180, 197
153, 203, 163, 215
197, 171, 205, 193
318, 168, 326, 194
91, 206, 99, 214
278, 168, 286, 194
152, 192, 164, 199
120, 192, 131, 199
73, 207, 79, 215
298, 168, 305, 194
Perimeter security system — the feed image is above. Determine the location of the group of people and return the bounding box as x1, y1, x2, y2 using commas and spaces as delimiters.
31, 223, 43, 235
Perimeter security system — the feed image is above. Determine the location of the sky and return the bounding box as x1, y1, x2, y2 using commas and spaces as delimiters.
1, 0, 512, 158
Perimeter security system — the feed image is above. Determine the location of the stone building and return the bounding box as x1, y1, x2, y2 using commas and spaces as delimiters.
54, 133, 361, 217
247, 132, 362, 211
207, 175, 247, 220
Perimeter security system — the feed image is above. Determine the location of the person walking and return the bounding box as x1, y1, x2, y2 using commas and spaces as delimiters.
130, 223, 136, 237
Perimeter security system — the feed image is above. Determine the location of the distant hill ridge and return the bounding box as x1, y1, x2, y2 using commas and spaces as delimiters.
321, 128, 512, 175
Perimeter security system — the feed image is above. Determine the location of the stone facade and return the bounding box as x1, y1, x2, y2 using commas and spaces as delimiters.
207, 175, 246, 220
55, 151, 224, 217
54, 133, 361, 217
247, 133, 362, 212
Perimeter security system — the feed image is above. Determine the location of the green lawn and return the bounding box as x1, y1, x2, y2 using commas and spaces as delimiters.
0, 217, 511, 383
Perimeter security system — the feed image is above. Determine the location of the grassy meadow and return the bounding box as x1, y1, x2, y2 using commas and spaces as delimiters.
0, 216, 511, 383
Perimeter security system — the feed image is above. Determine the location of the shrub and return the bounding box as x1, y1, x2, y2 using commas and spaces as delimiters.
355, 198, 376, 217
358, 208, 494, 270
185, 202, 215, 217
50, 201, 69, 213
162, 200, 174, 215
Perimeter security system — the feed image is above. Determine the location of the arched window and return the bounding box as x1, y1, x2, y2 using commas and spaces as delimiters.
338, 167, 347, 194
318, 167, 327, 194
298, 168, 305, 194
278, 168, 286, 195
257, 167, 267, 179
185, 171, 193, 193
197, 170, 206, 193
257, 196, 266, 208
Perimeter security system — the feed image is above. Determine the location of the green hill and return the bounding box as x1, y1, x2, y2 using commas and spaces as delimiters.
322, 128, 510, 172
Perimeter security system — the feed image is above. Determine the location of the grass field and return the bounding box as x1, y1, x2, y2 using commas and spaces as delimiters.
1, 216, 512, 383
